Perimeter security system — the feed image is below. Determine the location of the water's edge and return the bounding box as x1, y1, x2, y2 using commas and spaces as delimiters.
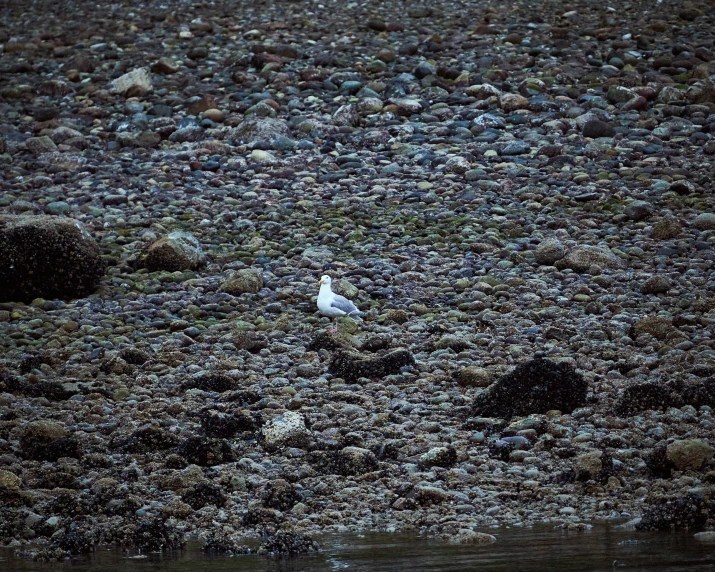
2, 523, 715, 572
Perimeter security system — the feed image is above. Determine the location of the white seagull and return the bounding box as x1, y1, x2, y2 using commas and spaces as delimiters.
317, 275, 363, 327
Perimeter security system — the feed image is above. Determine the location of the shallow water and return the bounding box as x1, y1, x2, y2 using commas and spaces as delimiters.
2, 524, 715, 572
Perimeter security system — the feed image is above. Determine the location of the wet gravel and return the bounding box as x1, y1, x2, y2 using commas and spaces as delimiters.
1, 0, 715, 559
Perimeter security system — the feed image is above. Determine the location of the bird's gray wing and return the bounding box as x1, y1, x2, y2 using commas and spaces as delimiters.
331, 295, 360, 315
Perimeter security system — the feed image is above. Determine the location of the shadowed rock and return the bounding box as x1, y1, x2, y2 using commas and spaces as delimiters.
0, 215, 106, 303
615, 381, 682, 416
199, 408, 261, 437
181, 372, 238, 393
132, 518, 185, 552
308, 446, 378, 476
257, 531, 319, 557
637, 494, 713, 531
472, 357, 587, 419
19, 420, 81, 461
178, 437, 235, 466
181, 482, 227, 509
116, 425, 178, 454
262, 479, 302, 510
329, 348, 415, 382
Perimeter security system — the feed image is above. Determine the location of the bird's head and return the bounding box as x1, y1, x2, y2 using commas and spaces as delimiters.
319, 275, 331, 286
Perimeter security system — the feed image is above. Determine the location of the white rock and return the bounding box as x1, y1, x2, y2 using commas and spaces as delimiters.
466, 83, 502, 99
111, 68, 153, 94
694, 531, 715, 543
261, 411, 311, 451
250, 149, 277, 164
448, 529, 497, 544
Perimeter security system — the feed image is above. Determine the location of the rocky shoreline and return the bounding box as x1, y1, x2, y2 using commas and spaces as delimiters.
1, 0, 715, 559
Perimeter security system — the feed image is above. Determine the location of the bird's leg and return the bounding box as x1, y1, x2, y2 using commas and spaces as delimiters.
328, 317, 338, 334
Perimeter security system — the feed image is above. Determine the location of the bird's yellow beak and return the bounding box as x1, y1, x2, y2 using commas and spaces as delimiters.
319, 278, 323, 285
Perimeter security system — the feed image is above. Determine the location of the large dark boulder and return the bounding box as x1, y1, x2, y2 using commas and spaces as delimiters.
115, 425, 179, 454
615, 382, 682, 416
471, 357, 588, 419
615, 378, 714, 417
0, 215, 106, 302
132, 518, 185, 552
637, 493, 713, 531
257, 531, 319, 557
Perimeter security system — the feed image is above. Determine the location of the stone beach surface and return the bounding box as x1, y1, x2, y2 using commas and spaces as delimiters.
1, 0, 715, 559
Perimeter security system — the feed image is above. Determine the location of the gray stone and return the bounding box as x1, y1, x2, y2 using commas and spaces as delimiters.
666, 439, 713, 471
46, 201, 70, 215
456, 366, 491, 387
693, 213, 715, 230
143, 231, 205, 272
625, 201, 653, 221
535, 237, 565, 265
220, 268, 263, 295
25, 136, 58, 154
556, 245, 624, 272
448, 530, 497, 544
445, 156, 471, 173
229, 118, 289, 145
